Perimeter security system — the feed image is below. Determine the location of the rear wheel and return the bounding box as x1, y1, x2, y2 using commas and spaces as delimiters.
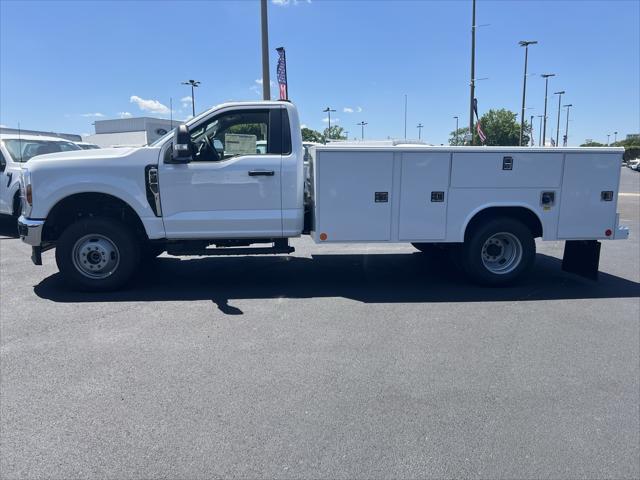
55, 218, 140, 291
462, 217, 535, 286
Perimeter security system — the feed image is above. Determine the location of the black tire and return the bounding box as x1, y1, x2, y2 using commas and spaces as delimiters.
55, 217, 140, 291
462, 217, 535, 286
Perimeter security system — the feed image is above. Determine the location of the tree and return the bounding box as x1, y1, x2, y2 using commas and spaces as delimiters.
580, 141, 605, 147
323, 125, 346, 141
449, 109, 530, 146
301, 127, 323, 143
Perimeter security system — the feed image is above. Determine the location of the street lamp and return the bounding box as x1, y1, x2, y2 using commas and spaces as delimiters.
563, 104, 572, 146
322, 107, 336, 140
541, 73, 556, 146
607, 133, 610, 146
344, 130, 349, 140
537, 115, 544, 146
530, 114, 535, 146
181, 79, 200, 117
614, 131, 618, 144
519, 40, 538, 145
554, 90, 565, 147
453, 116, 460, 145
357, 121, 368, 140
417, 123, 424, 140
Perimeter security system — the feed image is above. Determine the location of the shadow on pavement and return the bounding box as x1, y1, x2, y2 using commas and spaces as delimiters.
0, 216, 18, 239
33, 252, 640, 314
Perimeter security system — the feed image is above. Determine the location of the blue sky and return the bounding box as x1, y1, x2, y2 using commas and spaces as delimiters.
1, 0, 638, 145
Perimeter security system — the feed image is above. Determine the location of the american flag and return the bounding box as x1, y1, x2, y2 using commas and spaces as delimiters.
276, 47, 288, 100
473, 98, 487, 144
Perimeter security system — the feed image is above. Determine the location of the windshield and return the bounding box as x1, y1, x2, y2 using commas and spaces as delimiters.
3, 139, 81, 162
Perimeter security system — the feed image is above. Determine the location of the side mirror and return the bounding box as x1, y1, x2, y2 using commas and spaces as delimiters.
171, 124, 192, 163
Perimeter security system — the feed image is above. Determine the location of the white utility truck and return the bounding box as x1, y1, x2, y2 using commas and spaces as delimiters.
17, 101, 628, 290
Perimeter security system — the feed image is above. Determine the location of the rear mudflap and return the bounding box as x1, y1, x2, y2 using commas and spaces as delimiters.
561, 240, 601, 281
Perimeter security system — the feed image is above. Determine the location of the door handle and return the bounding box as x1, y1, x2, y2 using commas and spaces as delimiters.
248, 170, 275, 176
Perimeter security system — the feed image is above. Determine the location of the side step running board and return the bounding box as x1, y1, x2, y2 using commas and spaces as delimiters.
166, 239, 294, 257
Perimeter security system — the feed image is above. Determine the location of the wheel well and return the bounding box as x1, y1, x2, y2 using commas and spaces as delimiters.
43, 192, 148, 243
464, 206, 543, 240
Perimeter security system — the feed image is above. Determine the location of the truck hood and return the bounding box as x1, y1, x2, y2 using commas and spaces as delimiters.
26, 146, 160, 170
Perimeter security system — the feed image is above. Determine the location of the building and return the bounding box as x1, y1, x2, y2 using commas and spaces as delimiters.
0, 126, 81, 142
83, 117, 178, 148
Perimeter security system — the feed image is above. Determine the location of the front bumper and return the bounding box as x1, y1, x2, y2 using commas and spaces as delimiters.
17, 216, 45, 246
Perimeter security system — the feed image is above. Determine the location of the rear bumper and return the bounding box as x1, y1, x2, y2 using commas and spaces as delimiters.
17, 216, 45, 246
613, 214, 630, 240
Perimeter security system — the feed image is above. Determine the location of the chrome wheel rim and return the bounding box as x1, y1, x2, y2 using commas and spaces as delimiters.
481, 232, 522, 275
72, 234, 120, 279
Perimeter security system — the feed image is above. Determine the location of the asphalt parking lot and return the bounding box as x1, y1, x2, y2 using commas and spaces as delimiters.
1, 168, 639, 479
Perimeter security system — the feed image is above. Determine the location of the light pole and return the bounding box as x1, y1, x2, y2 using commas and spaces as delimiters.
614, 131, 618, 144
563, 104, 572, 146
404, 94, 408, 139
554, 90, 565, 147
468, 0, 476, 145
181, 79, 200, 117
417, 123, 423, 140
607, 133, 610, 146
357, 121, 367, 140
529, 114, 534, 146
541, 73, 555, 146
322, 107, 335, 139
519, 40, 537, 146
344, 130, 349, 140
260, 0, 271, 100
537, 115, 544, 146
453, 116, 459, 145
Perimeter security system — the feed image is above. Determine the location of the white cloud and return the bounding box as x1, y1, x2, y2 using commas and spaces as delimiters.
322, 117, 340, 123
356, 106, 363, 113
300, 124, 307, 129
80, 112, 104, 118
251, 78, 275, 95
118, 111, 132, 118
130, 95, 170, 114
272, 0, 311, 5
343, 107, 354, 113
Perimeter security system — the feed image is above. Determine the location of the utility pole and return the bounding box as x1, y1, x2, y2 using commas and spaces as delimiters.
323, 107, 335, 140
260, 0, 271, 100
357, 121, 367, 140
181, 79, 200, 117
554, 90, 565, 147
563, 104, 572, 147
537, 115, 544, 146
453, 116, 459, 145
541, 73, 555, 146
518, 40, 537, 146
417, 123, 423, 140
404, 94, 408, 139
469, 0, 476, 145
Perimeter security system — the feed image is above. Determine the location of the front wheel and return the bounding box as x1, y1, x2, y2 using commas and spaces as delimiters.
55, 218, 140, 291
462, 217, 535, 286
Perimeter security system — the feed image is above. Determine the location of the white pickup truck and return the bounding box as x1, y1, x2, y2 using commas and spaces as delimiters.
17, 101, 629, 290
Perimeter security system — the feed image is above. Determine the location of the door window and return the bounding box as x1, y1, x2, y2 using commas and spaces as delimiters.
191, 110, 270, 162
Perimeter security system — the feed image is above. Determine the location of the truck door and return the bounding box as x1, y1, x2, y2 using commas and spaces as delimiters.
0, 151, 10, 215
159, 107, 284, 239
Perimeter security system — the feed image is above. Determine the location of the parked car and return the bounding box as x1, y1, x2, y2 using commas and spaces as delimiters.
627, 159, 640, 171
0, 134, 81, 217
75, 142, 100, 150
